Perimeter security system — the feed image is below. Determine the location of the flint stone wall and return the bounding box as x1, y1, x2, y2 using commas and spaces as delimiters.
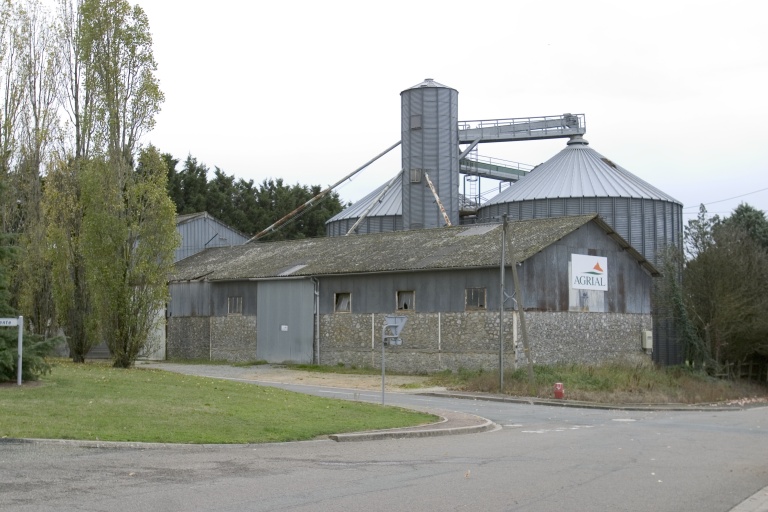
167, 315, 257, 362
211, 315, 257, 362
320, 311, 652, 373
167, 317, 210, 360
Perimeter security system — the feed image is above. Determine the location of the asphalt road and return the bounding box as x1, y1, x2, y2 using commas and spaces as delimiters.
2, 368, 767, 512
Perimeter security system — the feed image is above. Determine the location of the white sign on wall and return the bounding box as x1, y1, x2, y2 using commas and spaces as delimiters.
572, 254, 608, 291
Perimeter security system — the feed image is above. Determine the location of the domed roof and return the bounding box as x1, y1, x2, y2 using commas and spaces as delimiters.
484, 137, 680, 206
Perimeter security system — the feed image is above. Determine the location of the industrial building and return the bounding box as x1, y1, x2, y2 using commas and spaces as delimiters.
168, 215, 656, 371
168, 79, 682, 369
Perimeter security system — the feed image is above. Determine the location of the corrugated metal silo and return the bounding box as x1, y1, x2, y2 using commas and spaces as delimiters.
401, 79, 460, 229
478, 136, 683, 269
325, 175, 403, 236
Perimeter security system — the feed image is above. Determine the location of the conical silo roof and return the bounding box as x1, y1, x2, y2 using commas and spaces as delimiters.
403, 78, 454, 91
484, 137, 680, 205
328, 174, 402, 222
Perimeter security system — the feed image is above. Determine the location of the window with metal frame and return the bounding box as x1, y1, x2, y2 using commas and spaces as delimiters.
465, 288, 486, 310
397, 290, 415, 311
334, 292, 351, 313
227, 296, 243, 315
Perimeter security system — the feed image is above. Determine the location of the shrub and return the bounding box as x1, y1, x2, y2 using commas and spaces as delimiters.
0, 328, 59, 382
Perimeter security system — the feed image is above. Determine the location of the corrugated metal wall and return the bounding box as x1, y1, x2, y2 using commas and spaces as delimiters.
168, 281, 211, 317
168, 281, 259, 317
320, 268, 501, 314
479, 197, 682, 269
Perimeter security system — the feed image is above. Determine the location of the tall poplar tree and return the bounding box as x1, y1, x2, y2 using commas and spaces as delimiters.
44, 0, 95, 360
16, 0, 60, 336
82, 147, 178, 367
46, 0, 171, 366
0, 0, 25, 234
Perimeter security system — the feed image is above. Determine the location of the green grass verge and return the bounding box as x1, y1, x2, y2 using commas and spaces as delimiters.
0, 361, 436, 444
427, 359, 768, 404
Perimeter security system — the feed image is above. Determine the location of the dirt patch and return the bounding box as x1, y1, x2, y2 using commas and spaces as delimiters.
144, 363, 444, 393
239, 366, 436, 392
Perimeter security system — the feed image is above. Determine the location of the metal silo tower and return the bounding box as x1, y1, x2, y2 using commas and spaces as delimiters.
400, 79, 460, 229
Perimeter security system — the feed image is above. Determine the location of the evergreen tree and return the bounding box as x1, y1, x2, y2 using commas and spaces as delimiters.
682, 204, 768, 368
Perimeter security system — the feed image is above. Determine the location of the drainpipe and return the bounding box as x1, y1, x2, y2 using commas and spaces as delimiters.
311, 277, 320, 364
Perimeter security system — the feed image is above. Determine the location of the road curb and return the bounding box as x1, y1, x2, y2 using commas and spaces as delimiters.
729, 485, 768, 512
329, 413, 497, 442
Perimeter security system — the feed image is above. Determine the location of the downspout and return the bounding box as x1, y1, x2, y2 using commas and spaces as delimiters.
311, 277, 320, 364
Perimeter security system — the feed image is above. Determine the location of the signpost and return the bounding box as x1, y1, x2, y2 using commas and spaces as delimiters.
381, 315, 407, 405
0, 316, 23, 386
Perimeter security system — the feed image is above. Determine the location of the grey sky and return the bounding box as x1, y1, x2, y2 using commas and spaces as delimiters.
139, 0, 767, 221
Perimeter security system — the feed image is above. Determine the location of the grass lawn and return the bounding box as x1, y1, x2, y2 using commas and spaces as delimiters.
0, 361, 436, 444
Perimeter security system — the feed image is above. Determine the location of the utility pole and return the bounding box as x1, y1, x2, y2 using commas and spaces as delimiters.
510, 247, 535, 391
499, 214, 507, 392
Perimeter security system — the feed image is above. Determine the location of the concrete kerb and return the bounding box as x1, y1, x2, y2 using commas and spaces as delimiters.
0, 409, 497, 448
329, 410, 497, 442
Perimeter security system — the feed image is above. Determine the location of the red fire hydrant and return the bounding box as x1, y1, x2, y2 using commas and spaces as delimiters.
554, 382, 564, 399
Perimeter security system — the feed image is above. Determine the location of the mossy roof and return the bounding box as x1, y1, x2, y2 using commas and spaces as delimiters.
170, 215, 657, 282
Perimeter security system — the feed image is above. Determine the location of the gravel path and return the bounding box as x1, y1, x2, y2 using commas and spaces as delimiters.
140, 362, 446, 392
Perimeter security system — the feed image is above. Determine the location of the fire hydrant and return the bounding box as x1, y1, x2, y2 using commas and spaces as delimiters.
553, 382, 564, 399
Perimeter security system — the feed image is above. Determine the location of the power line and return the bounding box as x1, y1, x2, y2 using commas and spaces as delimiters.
683, 186, 768, 210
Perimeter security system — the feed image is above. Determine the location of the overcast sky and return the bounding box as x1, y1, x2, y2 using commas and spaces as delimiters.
138, 0, 767, 221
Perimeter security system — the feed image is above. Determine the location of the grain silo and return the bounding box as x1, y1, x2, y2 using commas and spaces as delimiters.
477, 136, 683, 269
325, 174, 403, 236
326, 78, 461, 235
401, 78, 460, 229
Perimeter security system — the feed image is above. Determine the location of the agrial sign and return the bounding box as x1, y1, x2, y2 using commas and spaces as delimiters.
572, 254, 608, 291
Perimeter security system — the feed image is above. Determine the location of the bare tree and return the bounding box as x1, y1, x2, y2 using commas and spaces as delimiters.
15, 0, 61, 336
0, 0, 26, 233
79, 0, 162, 164
57, 0, 95, 160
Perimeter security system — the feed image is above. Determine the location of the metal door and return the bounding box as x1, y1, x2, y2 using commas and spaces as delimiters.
256, 280, 314, 363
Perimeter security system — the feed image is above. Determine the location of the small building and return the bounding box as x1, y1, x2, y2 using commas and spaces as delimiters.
167, 215, 657, 372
